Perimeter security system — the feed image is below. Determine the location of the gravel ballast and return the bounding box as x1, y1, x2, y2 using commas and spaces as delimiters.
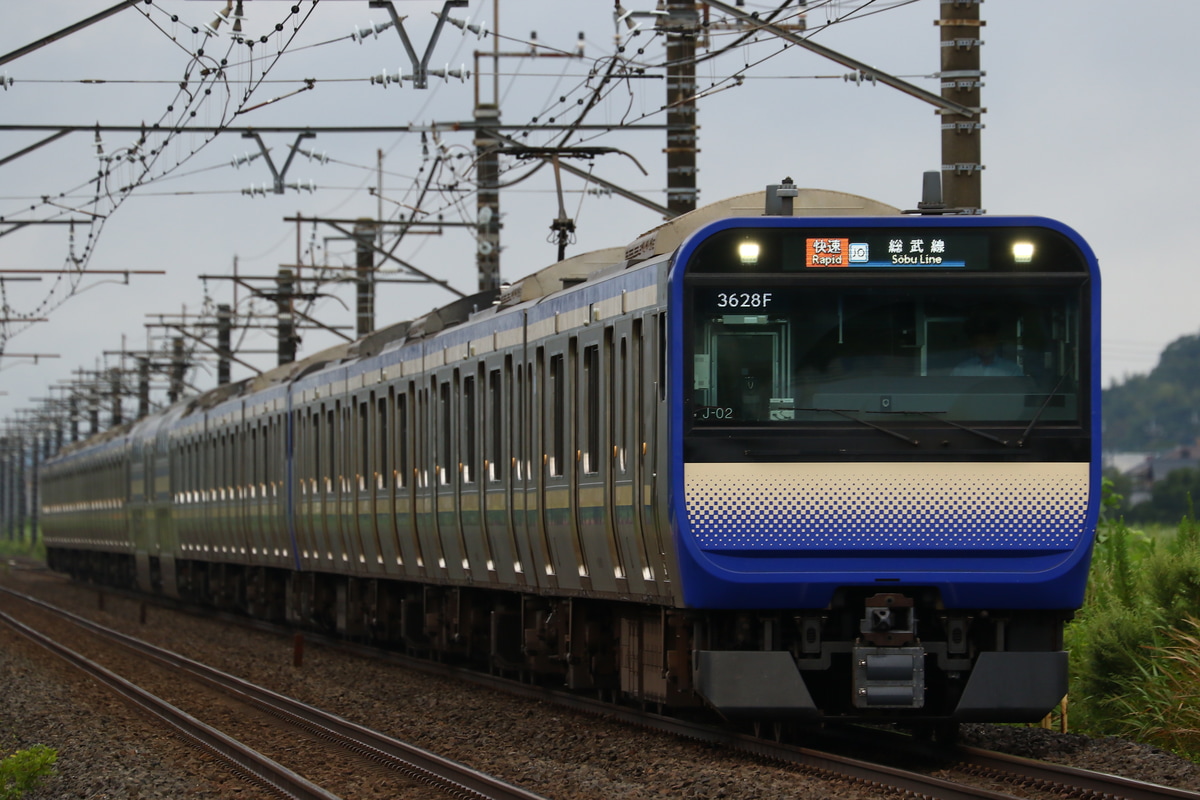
3, 564, 1199, 798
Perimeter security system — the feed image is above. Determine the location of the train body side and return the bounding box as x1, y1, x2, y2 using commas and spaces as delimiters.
40, 206, 1101, 725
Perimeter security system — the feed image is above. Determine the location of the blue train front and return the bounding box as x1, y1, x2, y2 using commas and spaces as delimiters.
670, 216, 1100, 722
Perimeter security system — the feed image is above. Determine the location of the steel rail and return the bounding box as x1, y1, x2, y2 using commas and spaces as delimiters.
13, 579, 1198, 800
1, 587, 550, 800
300, 624, 1200, 800
0, 609, 340, 800
957, 745, 1200, 800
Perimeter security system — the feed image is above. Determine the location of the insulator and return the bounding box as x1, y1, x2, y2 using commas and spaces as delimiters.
351, 19, 392, 44
241, 183, 268, 197
429, 64, 470, 84
1, 73, 12, 91
370, 69, 404, 88
446, 16, 488, 40
204, 3, 232, 37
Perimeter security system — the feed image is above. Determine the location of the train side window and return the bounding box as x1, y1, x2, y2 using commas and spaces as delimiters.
421, 383, 432, 488
463, 374, 476, 484
514, 360, 526, 482
633, 317, 647, 464
271, 416, 280, 495
250, 427, 258, 498
301, 412, 310, 493
616, 334, 628, 473
341, 404, 352, 493
311, 411, 321, 492
217, 433, 226, 498
233, 426, 241, 497
261, 421, 269, 497
582, 344, 600, 475
549, 352, 565, 478
396, 390, 409, 488
658, 313, 668, 403
438, 380, 452, 486
326, 407, 336, 493
377, 393, 389, 491
526, 359, 537, 481
359, 400, 370, 491
294, 414, 303, 495
487, 368, 502, 482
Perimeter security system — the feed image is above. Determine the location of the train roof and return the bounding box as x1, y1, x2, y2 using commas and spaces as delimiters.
50, 185, 901, 455
499, 187, 900, 307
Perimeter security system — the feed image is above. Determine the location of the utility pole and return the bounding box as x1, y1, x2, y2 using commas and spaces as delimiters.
475, 0, 501, 290
108, 367, 123, 427
938, 1, 984, 212
0, 436, 11, 540
68, 394, 79, 443
169, 338, 187, 403
137, 357, 151, 419
88, 385, 101, 435
28, 428, 39, 545
665, 0, 700, 215
475, 103, 501, 291
276, 269, 298, 366
354, 220, 376, 337
217, 304, 233, 385
14, 432, 25, 541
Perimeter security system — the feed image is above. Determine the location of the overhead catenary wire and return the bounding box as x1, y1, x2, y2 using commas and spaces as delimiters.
1, 0, 933, 416
3, 0, 320, 348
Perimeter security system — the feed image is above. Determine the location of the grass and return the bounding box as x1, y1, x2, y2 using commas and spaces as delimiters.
1066, 483, 1200, 760
0, 532, 44, 562
0, 532, 56, 798
0, 745, 57, 800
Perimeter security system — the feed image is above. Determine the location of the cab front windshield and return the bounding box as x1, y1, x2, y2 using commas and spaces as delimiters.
689, 286, 1082, 426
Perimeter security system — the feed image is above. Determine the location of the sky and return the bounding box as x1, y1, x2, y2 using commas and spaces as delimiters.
1, 0, 1197, 427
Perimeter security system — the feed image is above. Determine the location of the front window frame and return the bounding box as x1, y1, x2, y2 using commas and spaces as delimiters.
673, 218, 1096, 464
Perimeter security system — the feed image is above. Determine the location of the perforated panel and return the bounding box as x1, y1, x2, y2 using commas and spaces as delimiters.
684, 462, 1089, 550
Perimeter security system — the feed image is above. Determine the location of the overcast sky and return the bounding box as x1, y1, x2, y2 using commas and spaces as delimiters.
1, 0, 1196, 425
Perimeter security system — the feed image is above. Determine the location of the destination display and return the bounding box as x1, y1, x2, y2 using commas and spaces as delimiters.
682, 224, 1089, 275
802, 232, 985, 269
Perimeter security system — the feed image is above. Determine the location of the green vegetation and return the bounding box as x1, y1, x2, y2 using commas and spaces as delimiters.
1066, 480, 1200, 759
1106, 465, 1200, 525
1103, 331, 1200, 452
0, 531, 44, 562
0, 745, 57, 800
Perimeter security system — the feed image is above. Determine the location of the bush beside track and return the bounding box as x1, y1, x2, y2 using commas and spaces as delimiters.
1066, 478, 1200, 760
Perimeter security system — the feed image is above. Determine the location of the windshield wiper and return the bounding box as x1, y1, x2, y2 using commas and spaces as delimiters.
910, 411, 1011, 448
1018, 374, 1068, 448
795, 407, 921, 447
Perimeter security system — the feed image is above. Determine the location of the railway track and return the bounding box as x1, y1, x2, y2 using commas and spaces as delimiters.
524, 689, 1200, 800
3, 569, 1198, 800
0, 585, 549, 800
953, 746, 1200, 800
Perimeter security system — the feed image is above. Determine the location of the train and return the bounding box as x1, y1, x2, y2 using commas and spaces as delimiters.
39, 185, 1101, 728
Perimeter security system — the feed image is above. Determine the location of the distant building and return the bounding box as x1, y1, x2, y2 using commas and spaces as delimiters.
1108, 440, 1200, 506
